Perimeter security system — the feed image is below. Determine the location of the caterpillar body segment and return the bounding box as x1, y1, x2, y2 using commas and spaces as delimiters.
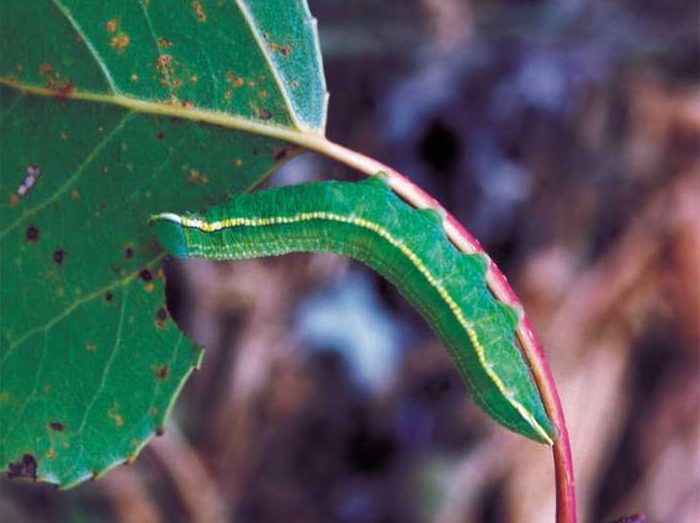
150, 178, 555, 444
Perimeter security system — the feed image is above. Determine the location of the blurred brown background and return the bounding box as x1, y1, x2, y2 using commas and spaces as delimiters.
2, 0, 698, 522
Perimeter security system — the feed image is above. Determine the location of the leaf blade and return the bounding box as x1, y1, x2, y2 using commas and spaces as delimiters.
1, 0, 327, 130
0, 0, 326, 487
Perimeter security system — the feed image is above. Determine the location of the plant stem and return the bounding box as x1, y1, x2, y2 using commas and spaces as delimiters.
0, 79, 576, 520
308, 137, 578, 523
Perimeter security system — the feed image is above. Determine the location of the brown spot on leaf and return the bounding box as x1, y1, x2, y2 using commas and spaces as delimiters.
226, 71, 244, 87
26, 225, 39, 242
107, 402, 124, 427
106, 19, 118, 33
192, 1, 207, 22
156, 307, 168, 328
104, 291, 114, 302
53, 249, 65, 266
124, 246, 134, 259
48, 422, 64, 432
53, 81, 75, 102
156, 54, 172, 68
269, 42, 291, 56
152, 363, 169, 380
110, 33, 130, 52
7, 454, 37, 480
258, 108, 272, 120
139, 269, 153, 282
187, 169, 199, 183
187, 169, 209, 185
156, 131, 165, 140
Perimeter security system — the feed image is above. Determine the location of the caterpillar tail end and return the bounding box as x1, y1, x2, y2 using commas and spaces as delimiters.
532, 418, 557, 446
149, 213, 189, 258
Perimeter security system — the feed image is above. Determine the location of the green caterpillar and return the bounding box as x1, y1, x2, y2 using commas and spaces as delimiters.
150, 177, 555, 444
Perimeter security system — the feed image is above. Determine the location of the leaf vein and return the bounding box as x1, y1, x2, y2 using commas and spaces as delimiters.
0, 111, 135, 241
229, 0, 302, 129
0, 333, 51, 445
48, 0, 118, 93
74, 283, 130, 436
1, 255, 162, 364
0, 91, 24, 124
137, 1, 176, 100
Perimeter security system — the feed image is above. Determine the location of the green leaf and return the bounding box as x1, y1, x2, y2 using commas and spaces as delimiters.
0, 0, 326, 488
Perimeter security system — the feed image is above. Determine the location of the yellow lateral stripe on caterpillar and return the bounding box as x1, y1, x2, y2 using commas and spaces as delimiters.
157, 210, 553, 444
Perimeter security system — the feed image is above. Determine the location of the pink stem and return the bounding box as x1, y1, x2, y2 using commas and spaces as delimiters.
445, 215, 577, 523
315, 140, 578, 523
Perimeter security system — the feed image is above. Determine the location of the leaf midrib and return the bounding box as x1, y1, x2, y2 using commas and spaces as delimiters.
1, 78, 324, 145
